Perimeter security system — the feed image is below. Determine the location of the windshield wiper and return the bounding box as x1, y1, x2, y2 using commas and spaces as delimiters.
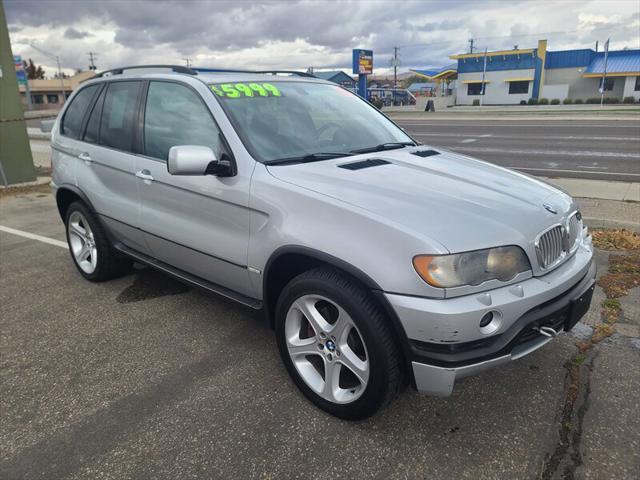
349, 142, 416, 154
264, 152, 353, 166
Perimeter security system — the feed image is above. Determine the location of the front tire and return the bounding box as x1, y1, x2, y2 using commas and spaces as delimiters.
275, 267, 403, 420
65, 201, 132, 282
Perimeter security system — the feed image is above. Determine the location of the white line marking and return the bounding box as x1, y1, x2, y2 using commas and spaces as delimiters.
0, 225, 68, 249
506, 167, 640, 177
450, 146, 640, 159
577, 165, 608, 170
479, 134, 493, 138
459, 138, 477, 144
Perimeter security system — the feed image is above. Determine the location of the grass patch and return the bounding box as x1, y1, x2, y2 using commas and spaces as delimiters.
591, 229, 640, 251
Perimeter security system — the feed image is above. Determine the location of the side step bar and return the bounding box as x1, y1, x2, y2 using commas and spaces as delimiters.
114, 243, 263, 310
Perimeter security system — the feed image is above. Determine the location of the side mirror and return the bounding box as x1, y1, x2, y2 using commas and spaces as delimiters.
167, 145, 218, 176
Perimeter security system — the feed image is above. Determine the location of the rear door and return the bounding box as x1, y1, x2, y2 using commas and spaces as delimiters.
135, 80, 253, 297
75, 80, 148, 253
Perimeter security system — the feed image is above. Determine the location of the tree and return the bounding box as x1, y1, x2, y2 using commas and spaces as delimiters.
22, 58, 45, 79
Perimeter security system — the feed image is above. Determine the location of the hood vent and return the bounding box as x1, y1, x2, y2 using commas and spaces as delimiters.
411, 149, 440, 158
338, 159, 390, 170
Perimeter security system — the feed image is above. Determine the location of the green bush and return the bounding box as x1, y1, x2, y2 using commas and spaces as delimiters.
574, 98, 584, 104
538, 98, 549, 105
527, 98, 538, 105
472, 99, 480, 106
604, 97, 619, 104
563, 98, 573, 104
550, 99, 560, 105
623, 96, 636, 104
586, 97, 600, 104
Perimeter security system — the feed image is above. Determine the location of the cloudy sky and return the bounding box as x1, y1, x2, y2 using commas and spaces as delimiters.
5, 0, 640, 78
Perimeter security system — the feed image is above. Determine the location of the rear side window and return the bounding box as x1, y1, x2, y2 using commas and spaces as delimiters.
61, 85, 100, 139
99, 81, 141, 152
143, 81, 221, 161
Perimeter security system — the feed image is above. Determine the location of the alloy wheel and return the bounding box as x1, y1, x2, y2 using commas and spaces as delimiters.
285, 294, 369, 404
67, 211, 98, 274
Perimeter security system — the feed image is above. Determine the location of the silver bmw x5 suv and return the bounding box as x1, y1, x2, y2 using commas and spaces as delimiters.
51, 65, 595, 420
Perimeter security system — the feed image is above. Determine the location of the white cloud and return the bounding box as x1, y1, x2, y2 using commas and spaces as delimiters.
5, 0, 639, 78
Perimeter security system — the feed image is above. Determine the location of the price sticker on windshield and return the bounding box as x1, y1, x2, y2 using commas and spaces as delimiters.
210, 83, 282, 98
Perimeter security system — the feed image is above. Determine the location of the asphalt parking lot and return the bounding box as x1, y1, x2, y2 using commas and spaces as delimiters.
1, 191, 639, 480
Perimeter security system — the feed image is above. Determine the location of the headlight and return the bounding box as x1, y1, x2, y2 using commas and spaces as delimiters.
413, 246, 531, 288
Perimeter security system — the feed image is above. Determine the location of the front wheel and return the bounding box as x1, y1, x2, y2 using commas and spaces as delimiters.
275, 267, 403, 420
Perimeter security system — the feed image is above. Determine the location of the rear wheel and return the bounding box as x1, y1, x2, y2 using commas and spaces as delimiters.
65, 201, 132, 282
275, 267, 403, 420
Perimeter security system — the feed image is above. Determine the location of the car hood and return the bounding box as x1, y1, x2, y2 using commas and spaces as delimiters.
266, 147, 574, 253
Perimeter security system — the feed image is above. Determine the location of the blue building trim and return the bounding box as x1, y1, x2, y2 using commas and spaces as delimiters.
531, 55, 543, 99
457, 53, 536, 73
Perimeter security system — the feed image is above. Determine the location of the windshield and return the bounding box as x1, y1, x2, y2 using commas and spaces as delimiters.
209, 81, 415, 163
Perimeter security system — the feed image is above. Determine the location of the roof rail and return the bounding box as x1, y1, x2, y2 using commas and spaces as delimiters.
95, 65, 197, 78
192, 68, 315, 78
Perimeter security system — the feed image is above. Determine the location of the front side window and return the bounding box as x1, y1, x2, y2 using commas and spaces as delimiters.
508, 81, 529, 94
467, 82, 485, 95
61, 84, 99, 139
99, 81, 141, 152
144, 82, 222, 161
210, 81, 413, 163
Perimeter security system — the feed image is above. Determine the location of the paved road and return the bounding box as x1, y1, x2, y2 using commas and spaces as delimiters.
393, 119, 640, 182
1, 192, 639, 479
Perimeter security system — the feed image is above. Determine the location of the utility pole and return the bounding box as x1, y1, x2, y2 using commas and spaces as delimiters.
30, 42, 66, 102
88, 52, 97, 71
392, 46, 399, 88
468, 38, 475, 54
184, 57, 192, 68
479, 47, 488, 107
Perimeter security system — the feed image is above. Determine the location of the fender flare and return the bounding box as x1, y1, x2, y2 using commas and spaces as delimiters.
55, 183, 97, 220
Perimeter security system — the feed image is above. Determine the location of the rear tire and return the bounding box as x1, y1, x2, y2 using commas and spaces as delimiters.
65, 201, 132, 282
275, 267, 403, 420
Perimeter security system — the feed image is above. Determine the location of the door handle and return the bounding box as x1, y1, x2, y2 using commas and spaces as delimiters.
78, 152, 92, 164
135, 169, 154, 183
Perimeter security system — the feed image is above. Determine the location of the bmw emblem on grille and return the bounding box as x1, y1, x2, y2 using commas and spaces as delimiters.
543, 203, 557, 214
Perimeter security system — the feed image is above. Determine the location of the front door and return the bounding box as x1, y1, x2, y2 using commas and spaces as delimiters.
135, 80, 252, 297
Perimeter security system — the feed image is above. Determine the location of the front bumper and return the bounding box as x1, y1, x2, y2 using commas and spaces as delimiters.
386, 242, 595, 396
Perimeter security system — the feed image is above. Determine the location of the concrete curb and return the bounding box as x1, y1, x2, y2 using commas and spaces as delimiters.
584, 217, 639, 233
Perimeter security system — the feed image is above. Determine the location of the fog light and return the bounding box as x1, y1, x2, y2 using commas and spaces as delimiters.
480, 311, 494, 327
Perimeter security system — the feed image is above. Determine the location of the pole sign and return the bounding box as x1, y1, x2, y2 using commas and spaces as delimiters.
13, 55, 27, 86
352, 49, 373, 75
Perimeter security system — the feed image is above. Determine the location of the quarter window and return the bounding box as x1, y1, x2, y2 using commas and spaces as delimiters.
99, 81, 141, 152
467, 82, 486, 95
634, 76, 640, 91
143, 82, 222, 161
61, 85, 99, 139
508, 81, 529, 94
84, 87, 105, 144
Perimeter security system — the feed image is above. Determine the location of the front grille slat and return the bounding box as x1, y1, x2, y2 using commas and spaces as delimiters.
537, 225, 565, 269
